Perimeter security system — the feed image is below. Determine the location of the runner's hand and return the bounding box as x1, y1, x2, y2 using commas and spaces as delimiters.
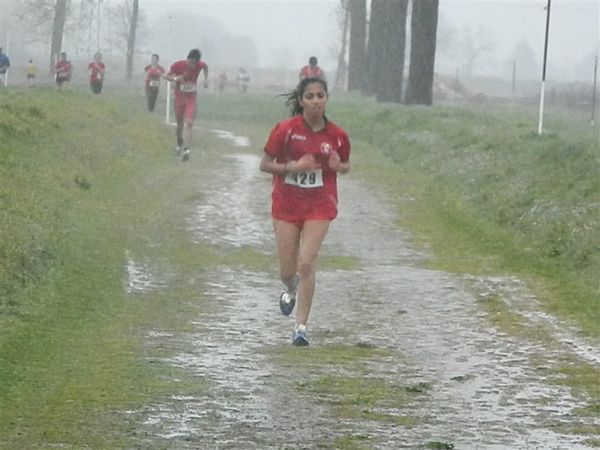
294, 154, 321, 172
328, 150, 342, 172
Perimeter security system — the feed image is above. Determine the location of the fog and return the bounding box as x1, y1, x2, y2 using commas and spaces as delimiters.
1, 0, 598, 84
139, 0, 598, 81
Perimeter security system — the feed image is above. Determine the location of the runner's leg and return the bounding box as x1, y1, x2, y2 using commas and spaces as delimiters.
151, 88, 159, 111
182, 97, 195, 148
273, 219, 301, 289
146, 87, 153, 111
175, 96, 184, 146
294, 220, 330, 326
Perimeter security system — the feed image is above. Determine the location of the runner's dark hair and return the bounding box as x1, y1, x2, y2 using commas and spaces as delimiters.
187, 49, 201, 61
282, 77, 328, 116
152, 53, 159, 59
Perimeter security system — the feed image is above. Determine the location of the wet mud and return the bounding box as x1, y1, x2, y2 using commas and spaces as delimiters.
124, 134, 599, 449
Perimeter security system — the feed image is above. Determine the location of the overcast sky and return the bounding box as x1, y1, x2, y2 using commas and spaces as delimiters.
139, 0, 598, 80
2, 0, 598, 80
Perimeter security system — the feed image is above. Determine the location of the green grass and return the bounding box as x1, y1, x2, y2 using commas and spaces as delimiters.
0, 87, 215, 448
271, 343, 393, 368
335, 99, 599, 336
330, 434, 372, 450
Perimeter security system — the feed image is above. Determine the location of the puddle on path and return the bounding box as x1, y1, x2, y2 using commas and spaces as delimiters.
469, 275, 600, 368
135, 268, 346, 448
127, 148, 598, 449
211, 128, 251, 147
124, 250, 172, 294
187, 153, 272, 249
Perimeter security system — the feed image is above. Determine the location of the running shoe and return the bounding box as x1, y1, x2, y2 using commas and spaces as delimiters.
182, 148, 190, 161
279, 284, 298, 316
292, 324, 309, 346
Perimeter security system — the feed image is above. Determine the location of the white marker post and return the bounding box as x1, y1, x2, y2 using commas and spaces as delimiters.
537, 0, 552, 135
592, 55, 598, 126
165, 80, 171, 125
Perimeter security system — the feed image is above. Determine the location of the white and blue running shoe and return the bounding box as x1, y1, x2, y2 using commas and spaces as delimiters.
279, 290, 295, 316
279, 275, 298, 316
292, 324, 309, 346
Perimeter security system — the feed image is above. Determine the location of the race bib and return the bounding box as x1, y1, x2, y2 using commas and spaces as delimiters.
148, 80, 159, 87
180, 83, 196, 93
284, 169, 323, 189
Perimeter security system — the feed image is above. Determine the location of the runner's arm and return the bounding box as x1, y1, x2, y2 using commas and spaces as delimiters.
162, 72, 181, 82
328, 150, 350, 174
260, 152, 320, 176
203, 65, 209, 88
259, 152, 288, 176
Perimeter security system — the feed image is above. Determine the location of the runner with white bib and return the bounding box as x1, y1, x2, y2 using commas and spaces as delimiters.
144, 54, 166, 112
163, 49, 209, 161
88, 52, 105, 95
259, 77, 351, 346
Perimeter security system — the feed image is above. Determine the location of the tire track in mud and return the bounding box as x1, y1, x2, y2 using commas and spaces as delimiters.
125, 138, 598, 449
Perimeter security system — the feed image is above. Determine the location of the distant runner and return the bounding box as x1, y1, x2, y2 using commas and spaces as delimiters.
259, 77, 351, 346
55, 52, 72, 91
144, 54, 165, 112
25, 59, 37, 85
218, 70, 228, 92
0, 47, 10, 87
163, 48, 209, 161
88, 52, 106, 94
236, 67, 250, 93
299, 56, 325, 81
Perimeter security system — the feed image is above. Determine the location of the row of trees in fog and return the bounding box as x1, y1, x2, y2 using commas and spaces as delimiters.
342, 0, 439, 105
7, 0, 259, 79
11, 0, 440, 104
9, 0, 142, 78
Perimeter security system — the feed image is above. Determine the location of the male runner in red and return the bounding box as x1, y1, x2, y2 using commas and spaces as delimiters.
144, 54, 165, 112
88, 52, 106, 94
54, 52, 72, 91
163, 48, 209, 161
299, 56, 325, 81
259, 77, 350, 346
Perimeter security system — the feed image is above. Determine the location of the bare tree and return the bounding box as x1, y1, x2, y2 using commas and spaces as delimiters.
367, 0, 409, 102
333, 0, 350, 91
347, 0, 367, 92
105, 0, 147, 75
14, 0, 56, 45
49, 0, 68, 74
126, 0, 139, 80
461, 26, 496, 78
405, 0, 439, 105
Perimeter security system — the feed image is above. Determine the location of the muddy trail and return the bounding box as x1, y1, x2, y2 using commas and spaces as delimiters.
123, 130, 599, 449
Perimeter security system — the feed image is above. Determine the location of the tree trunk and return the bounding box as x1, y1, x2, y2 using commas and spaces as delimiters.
126, 0, 139, 80
334, 1, 350, 91
405, 0, 439, 105
367, 0, 409, 102
347, 0, 367, 92
49, 0, 68, 75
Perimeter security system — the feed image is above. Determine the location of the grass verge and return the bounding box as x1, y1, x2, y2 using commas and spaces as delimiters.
0, 87, 217, 448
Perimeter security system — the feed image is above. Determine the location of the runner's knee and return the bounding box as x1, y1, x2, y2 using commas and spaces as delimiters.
297, 260, 316, 279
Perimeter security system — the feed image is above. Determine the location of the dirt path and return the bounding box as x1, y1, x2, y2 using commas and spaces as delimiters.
124, 132, 598, 449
